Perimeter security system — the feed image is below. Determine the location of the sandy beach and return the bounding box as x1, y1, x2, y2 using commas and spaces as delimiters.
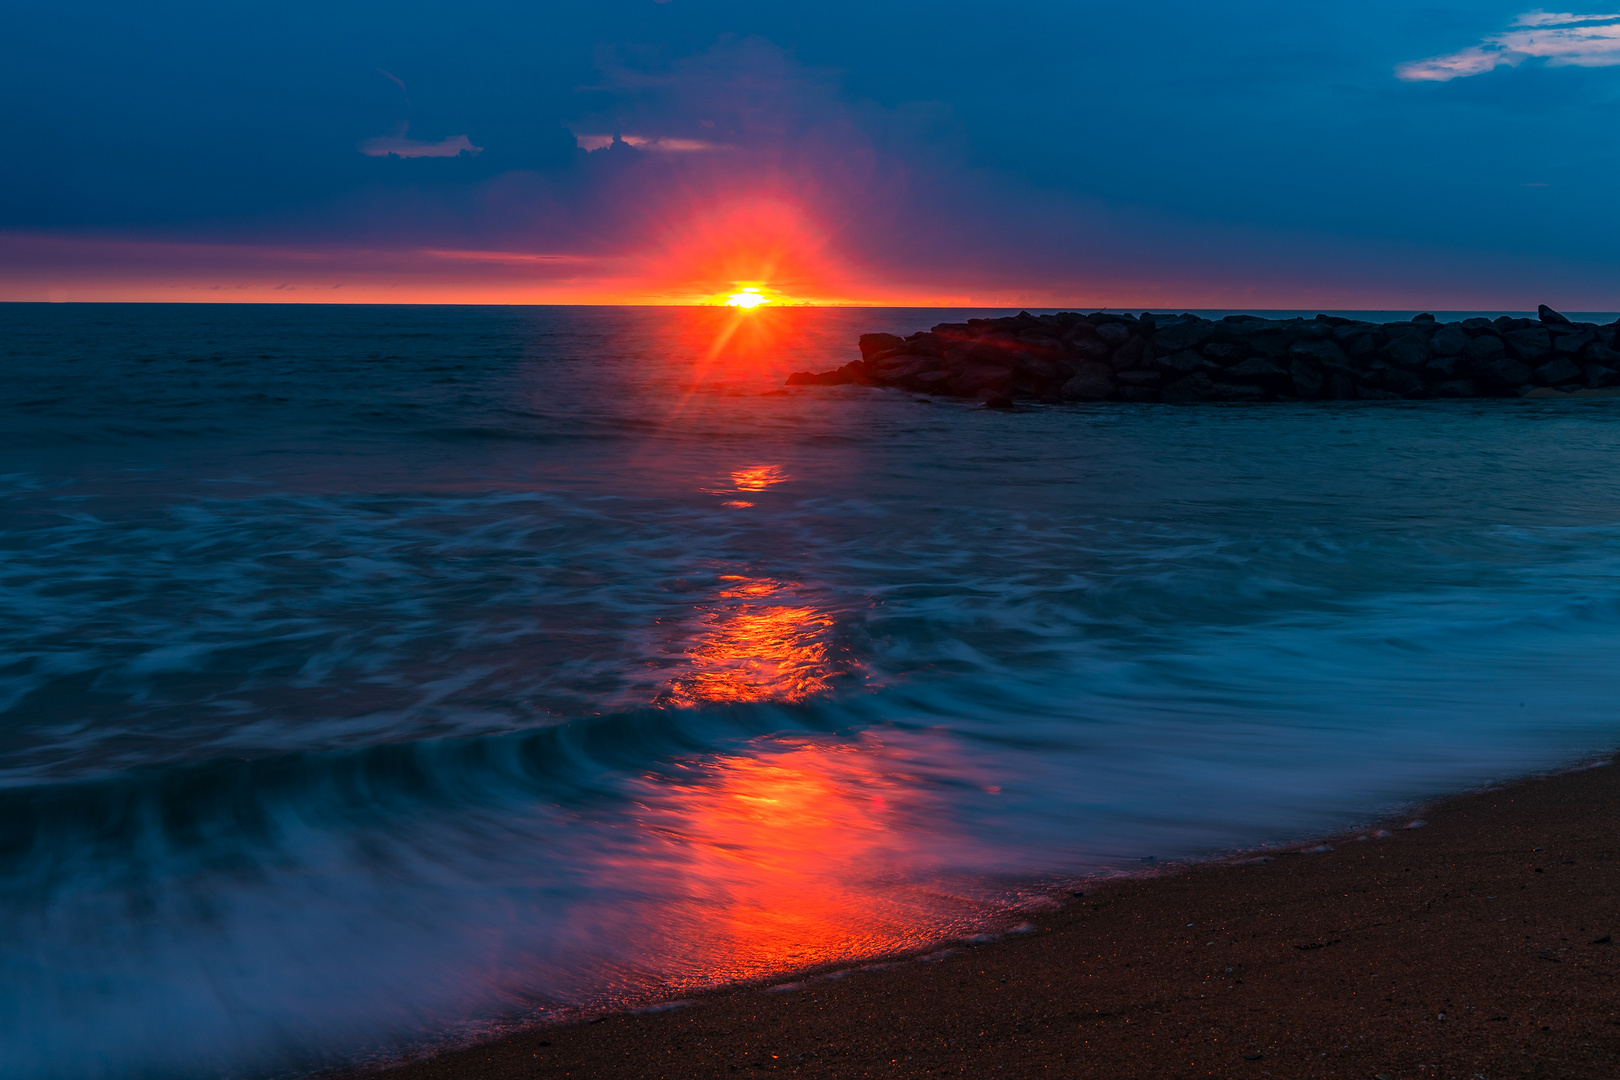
370, 758, 1620, 1079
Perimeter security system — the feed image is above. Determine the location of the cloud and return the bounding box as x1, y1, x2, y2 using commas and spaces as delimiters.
1398, 10, 1620, 80
358, 133, 482, 158
573, 134, 722, 152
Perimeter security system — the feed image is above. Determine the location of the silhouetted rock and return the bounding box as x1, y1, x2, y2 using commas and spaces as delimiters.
1503, 327, 1552, 363
1582, 364, 1619, 389
1480, 357, 1534, 391
858, 333, 907, 360
1535, 357, 1583, 387
787, 306, 1620, 404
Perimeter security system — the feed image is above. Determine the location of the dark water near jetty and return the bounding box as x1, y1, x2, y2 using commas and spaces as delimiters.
5, 302, 1620, 1078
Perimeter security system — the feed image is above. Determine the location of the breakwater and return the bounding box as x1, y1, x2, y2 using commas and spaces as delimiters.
787, 305, 1620, 404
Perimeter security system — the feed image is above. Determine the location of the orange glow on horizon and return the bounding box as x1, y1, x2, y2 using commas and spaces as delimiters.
723, 287, 769, 308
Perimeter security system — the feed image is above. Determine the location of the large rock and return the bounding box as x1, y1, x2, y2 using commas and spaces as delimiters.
1109, 336, 1146, 371
1156, 349, 1211, 376
949, 364, 1011, 396
1461, 335, 1506, 368
1289, 338, 1349, 368
1060, 366, 1115, 401
1094, 322, 1133, 346
1220, 356, 1290, 391
868, 354, 935, 384
1551, 329, 1593, 355
1582, 364, 1620, 389
1539, 304, 1572, 325
1152, 320, 1214, 354
1384, 368, 1425, 397
858, 333, 907, 360
1161, 372, 1219, 402
1479, 357, 1534, 391
1290, 359, 1324, 398
1428, 325, 1468, 357
1385, 336, 1432, 368
1586, 343, 1620, 367
1502, 327, 1552, 363
1534, 357, 1583, 386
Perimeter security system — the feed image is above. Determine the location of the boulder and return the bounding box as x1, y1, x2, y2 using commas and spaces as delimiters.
1325, 372, 1358, 400
1582, 364, 1620, 389
1433, 379, 1478, 398
1428, 326, 1468, 357
1502, 327, 1552, 363
965, 334, 1021, 367
1156, 349, 1211, 376
1425, 356, 1460, 380
870, 353, 934, 378
1384, 368, 1425, 397
1152, 319, 1215, 354
1534, 356, 1583, 387
1290, 359, 1324, 398
1115, 369, 1162, 387
1551, 329, 1594, 355
1161, 372, 1219, 402
1385, 336, 1432, 368
1343, 334, 1379, 360
858, 333, 907, 360
1109, 336, 1146, 371
1094, 322, 1133, 346
949, 364, 1011, 396
1289, 338, 1350, 368
1539, 304, 1572, 325
1220, 356, 1290, 391
1586, 343, 1620, 367
1461, 335, 1506, 367
1060, 370, 1115, 401
1479, 357, 1534, 391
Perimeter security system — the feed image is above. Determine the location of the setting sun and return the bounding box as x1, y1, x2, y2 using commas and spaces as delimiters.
725, 287, 769, 308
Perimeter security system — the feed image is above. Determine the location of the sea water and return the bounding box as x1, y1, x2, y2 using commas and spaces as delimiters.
4, 303, 1620, 1077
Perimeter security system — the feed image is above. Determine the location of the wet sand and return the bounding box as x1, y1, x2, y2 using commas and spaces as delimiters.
371, 759, 1620, 1079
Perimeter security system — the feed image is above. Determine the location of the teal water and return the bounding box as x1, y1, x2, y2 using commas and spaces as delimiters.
4, 303, 1620, 1077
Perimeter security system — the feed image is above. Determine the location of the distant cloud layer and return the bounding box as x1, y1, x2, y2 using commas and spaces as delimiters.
1398, 10, 1620, 80
573, 134, 722, 152
358, 133, 483, 158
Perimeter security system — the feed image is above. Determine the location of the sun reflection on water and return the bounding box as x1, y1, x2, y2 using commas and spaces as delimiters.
624, 737, 985, 985
661, 575, 844, 708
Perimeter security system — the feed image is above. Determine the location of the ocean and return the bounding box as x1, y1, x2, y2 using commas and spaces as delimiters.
5, 302, 1620, 1078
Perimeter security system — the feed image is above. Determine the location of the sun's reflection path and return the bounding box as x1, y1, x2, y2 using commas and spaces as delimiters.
658, 575, 850, 708
616, 736, 999, 989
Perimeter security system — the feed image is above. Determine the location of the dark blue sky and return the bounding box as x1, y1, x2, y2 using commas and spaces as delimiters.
6, 2, 1620, 305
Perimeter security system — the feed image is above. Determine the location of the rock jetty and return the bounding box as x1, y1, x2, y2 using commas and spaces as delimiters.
786, 304, 1620, 404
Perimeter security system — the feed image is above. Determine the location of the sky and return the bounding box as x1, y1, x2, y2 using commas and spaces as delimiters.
5, 2, 1620, 307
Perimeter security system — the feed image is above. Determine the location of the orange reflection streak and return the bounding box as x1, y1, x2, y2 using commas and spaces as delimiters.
639, 741, 958, 980
662, 576, 841, 707
729, 465, 788, 491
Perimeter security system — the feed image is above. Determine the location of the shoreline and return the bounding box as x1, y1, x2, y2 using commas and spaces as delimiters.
360, 756, 1620, 1078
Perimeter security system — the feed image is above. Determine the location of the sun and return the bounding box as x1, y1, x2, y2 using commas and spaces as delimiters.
725, 287, 769, 309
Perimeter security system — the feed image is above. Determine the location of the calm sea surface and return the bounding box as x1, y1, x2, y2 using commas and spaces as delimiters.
5, 303, 1620, 1077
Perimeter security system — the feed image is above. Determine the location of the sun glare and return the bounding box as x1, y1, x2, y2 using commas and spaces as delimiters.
725, 287, 769, 308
